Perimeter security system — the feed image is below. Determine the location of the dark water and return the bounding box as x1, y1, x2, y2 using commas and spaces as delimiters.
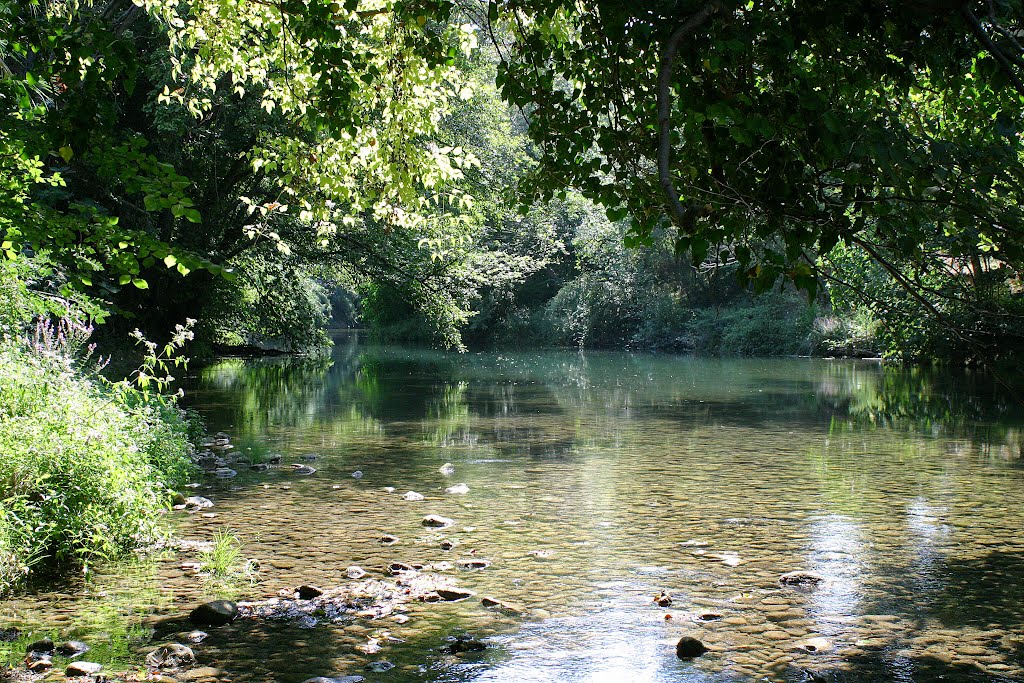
4, 332, 1024, 682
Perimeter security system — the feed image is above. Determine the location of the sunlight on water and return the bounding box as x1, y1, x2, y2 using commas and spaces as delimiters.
4, 332, 1024, 682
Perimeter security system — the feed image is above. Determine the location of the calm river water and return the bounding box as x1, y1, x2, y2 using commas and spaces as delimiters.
4, 333, 1024, 683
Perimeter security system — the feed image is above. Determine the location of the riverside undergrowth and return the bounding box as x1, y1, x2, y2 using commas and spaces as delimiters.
0, 314, 196, 594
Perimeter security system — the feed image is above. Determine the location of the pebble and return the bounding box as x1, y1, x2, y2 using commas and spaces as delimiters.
422, 514, 455, 528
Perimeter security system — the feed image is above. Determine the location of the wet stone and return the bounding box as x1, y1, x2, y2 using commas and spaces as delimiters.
65, 661, 102, 676
380, 535, 400, 545
445, 483, 470, 494
435, 588, 475, 602
146, 643, 196, 669
57, 640, 89, 657
779, 571, 825, 588
297, 585, 325, 600
366, 661, 395, 672
423, 514, 455, 528
456, 558, 491, 570
27, 637, 55, 654
346, 566, 368, 579
189, 600, 238, 626
180, 666, 221, 681
676, 636, 708, 659
402, 491, 425, 501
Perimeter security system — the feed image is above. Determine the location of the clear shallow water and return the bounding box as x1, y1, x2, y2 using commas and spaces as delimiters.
5, 333, 1024, 682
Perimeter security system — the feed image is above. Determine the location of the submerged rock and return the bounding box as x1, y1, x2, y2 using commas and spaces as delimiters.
387, 563, 416, 575
345, 566, 368, 579
481, 597, 524, 614
250, 463, 270, 472
66, 661, 103, 676
300, 454, 318, 461
57, 640, 90, 657
439, 539, 457, 551
366, 661, 394, 673
422, 514, 455, 528
675, 636, 708, 659
146, 643, 196, 669
184, 631, 208, 644
456, 558, 491, 570
26, 638, 54, 654
379, 534, 400, 546
439, 463, 455, 475
443, 634, 487, 655
291, 464, 317, 475
268, 454, 283, 464
654, 592, 673, 607
301, 677, 365, 683
445, 483, 470, 494
780, 570, 825, 588
793, 637, 834, 653
185, 496, 214, 509
190, 600, 238, 626
402, 491, 425, 501
213, 467, 237, 478
434, 588, 475, 602
351, 470, 363, 479
297, 585, 324, 600
25, 654, 52, 673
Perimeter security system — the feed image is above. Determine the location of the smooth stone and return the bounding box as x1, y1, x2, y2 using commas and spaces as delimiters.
26, 656, 52, 673
180, 666, 221, 681
146, 643, 196, 669
793, 637, 834, 653
184, 631, 208, 644
402, 491, 425, 501
456, 558, 491, 570
291, 464, 317, 475
435, 588, 475, 602
185, 496, 214, 509
480, 597, 524, 614
445, 483, 470, 494
439, 463, 455, 475
366, 661, 394, 672
57, 640, 89, 657
444, 636, 487, 654
379, 535, 400, 545
387, 563, 415, 575
65, 661, 102, 676
422, 514, 455, 528
150, 676, 181, 683
695, 612, 723, 622
297, 585, 324, 600
213, 468, 237, 478
27, 637, 55, 654
345, 566, 368, 579
676, 636, 708, 659
189, 600, 238, 626
779, 571, 825, 587
654, 592, 673, 607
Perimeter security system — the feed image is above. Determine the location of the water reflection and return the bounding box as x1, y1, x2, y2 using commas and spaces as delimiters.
4, 334, 1024, 683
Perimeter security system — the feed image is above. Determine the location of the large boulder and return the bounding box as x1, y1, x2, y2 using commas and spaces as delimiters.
189, 600, 238, 626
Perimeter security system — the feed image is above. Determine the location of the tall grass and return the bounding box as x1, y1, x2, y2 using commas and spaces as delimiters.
0, 333, 194, 594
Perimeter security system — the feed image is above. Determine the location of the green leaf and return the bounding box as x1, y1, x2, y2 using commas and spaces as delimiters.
164, 254, 177, 268
132, 278, 149, 289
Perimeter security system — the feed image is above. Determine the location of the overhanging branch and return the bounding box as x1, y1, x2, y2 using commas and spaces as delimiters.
657, 2, 721, 230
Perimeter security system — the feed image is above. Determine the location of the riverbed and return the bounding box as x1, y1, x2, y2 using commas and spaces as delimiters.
4, 333, 1024, 682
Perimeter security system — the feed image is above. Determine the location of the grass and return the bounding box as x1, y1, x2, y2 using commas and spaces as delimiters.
197, 529, 260, 596
0, 337, 195, 594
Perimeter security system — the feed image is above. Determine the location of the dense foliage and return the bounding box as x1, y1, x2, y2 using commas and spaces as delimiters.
1, 0, 1022, 364
0, 261, 194, 594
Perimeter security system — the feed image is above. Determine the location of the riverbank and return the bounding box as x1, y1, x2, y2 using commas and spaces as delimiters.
0, 335, 195, 595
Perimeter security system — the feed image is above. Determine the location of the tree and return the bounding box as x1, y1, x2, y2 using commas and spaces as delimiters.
484, 0, 1024, 361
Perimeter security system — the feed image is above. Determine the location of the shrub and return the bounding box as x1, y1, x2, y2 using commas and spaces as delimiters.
0, 337, 194, 594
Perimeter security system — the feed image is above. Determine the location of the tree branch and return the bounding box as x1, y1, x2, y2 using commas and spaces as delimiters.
657, 2, 721, 230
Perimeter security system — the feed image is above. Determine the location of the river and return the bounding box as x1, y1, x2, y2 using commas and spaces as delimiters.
4, 332, 1024, 682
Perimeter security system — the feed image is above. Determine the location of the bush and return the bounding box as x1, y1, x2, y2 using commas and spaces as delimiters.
0, 336, 194, 594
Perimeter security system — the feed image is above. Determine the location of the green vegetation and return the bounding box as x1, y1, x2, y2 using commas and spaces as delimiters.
1, 3, 1023, 359
0, 261, 195, 594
